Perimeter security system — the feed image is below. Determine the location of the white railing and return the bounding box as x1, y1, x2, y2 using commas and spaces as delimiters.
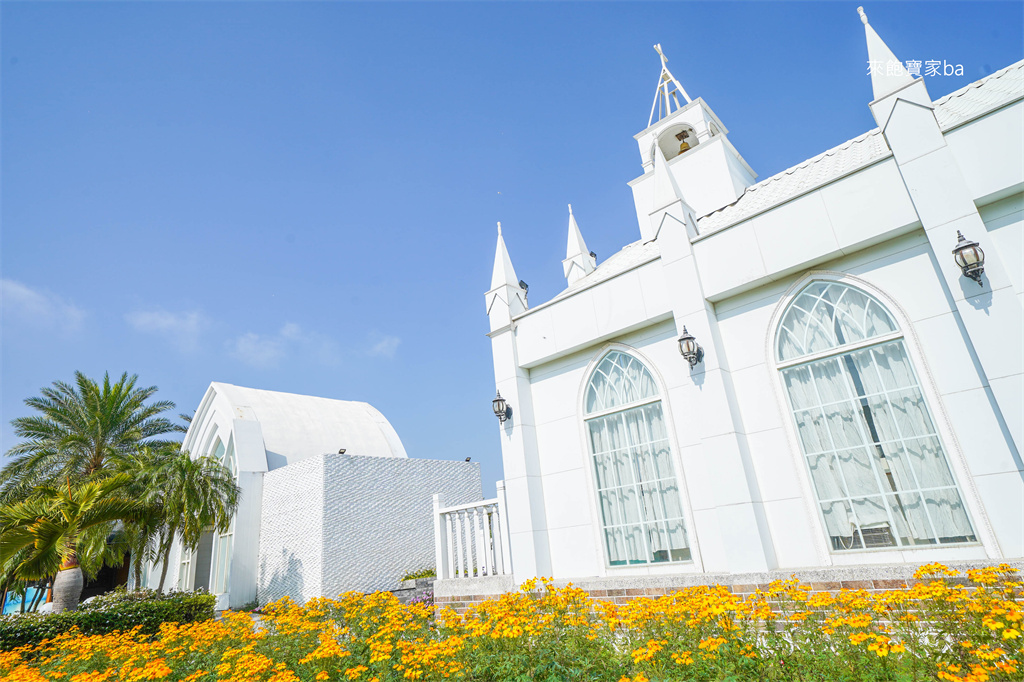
433, 483, 512, 579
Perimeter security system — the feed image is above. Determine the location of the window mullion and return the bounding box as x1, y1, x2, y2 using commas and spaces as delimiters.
834, 350, 905, 547
803, 361, 865, 544
867, 346, 942, 544
777, 332, 904, 370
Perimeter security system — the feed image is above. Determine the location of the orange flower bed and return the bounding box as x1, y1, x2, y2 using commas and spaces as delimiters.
1, 564, 1020, 681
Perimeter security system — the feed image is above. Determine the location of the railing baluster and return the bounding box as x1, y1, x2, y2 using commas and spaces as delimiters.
490, 505, 503, 575
453, 511, 465, 578
445, 513, 456, 579
463, 508, 475, 576
481, 505, 494, 576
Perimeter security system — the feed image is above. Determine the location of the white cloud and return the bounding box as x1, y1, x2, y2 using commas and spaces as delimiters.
125, 309, 205, 352
228, 323, 340, 369
1, 279, 85, 330
228, 332, 286, 368
368, 333, 401, 359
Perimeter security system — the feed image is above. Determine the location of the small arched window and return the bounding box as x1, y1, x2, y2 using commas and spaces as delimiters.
776, 282, 975, 551
584, 351, 691, 566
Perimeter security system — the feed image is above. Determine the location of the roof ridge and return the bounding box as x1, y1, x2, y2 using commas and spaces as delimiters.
699, 129, 884, 221
932, 59, 1024, 107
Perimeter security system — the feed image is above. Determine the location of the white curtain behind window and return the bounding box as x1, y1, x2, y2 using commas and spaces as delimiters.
586, 352, 690, 566
778, 283, 974, 551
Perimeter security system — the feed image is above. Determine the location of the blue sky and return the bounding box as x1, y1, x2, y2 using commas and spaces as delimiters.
2, 1, 1022, 493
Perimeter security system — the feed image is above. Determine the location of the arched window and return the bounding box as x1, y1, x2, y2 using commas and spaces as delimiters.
209, 435, 237, 595
776, 281, 976, 551
584, 350, 691, 566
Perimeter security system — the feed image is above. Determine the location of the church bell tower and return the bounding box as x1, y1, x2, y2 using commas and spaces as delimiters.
628, 45, 757, 240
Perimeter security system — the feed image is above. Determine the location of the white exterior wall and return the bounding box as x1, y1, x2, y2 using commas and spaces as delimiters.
714, 233, 1018, 565
258, 456, 324, 604
258, 454, 482, 604
979, 194, 1024, 307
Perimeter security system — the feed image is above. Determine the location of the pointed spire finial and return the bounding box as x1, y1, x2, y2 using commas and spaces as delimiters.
649, 44, 692, 127
491, 222, 521, 292
563, 203, 595, 285
860, 7, 915, 101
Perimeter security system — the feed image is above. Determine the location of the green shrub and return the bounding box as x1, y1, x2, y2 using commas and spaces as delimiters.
0, 588, 215, 650
400, 567, 436, 581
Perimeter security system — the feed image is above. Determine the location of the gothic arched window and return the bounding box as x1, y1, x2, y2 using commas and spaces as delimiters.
584, 350, 691, 566
776, 281, 976, 551
209, 435, 237, 595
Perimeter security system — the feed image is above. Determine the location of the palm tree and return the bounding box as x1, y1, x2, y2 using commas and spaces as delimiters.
0, 475, 148, 612
117, 447, 240, 592
0, 372, 182, 504
112, 445, 176, 588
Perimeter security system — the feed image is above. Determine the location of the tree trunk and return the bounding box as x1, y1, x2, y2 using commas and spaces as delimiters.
52, 567, 84, 613
156, 532, 175, 592
133, 551, 142, 590
28, 580, 47, 613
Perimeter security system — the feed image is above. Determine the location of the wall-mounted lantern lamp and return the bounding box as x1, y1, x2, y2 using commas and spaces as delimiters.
952, 231, 985, 286
492, 391, 512, 423
677, 327, 704, 369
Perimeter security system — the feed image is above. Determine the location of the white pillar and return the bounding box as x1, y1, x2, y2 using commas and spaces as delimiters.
432, 494, 448, 580
870, 80, 1024, 558
488, 327, 552, 581
652, 186, 777, 573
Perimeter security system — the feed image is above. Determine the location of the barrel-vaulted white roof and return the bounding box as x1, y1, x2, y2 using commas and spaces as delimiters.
183, 382, 408, 472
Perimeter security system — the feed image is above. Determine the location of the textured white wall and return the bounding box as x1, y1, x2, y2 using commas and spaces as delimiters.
258, 454, 481, 604
321, 455, 482, 597
258, 456, 324, 604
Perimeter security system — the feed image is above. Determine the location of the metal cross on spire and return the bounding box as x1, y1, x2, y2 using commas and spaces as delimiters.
649, 44, 693, 128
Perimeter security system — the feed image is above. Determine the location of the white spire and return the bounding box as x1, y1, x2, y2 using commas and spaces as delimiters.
649, 44, 693, 127
491, 222, 520, 290
563, 204, 596, 285
859, 7, 915, 101
486, 221, 528, 322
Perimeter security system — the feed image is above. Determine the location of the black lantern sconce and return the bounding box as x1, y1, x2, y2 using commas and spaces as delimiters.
492, 390, 512, 423
677, 327, 704, 369
952, 231, 985, 286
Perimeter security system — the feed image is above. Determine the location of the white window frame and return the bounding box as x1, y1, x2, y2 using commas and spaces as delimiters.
765, 272, 1000, 564
576, 342, 704, 574
208, 434, 238, 596
177, 549, 193, 591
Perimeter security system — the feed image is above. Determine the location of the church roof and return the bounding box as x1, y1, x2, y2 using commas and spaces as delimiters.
697, 59, 1024, 236
537, 60, 1023, 310
541, 239, 661, 308
185, 382, 408, 469
933, 60, 1024, 130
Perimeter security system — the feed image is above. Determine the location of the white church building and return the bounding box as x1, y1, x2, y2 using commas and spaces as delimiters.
143, 382, 481, 609
434, 9, 1024, 601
